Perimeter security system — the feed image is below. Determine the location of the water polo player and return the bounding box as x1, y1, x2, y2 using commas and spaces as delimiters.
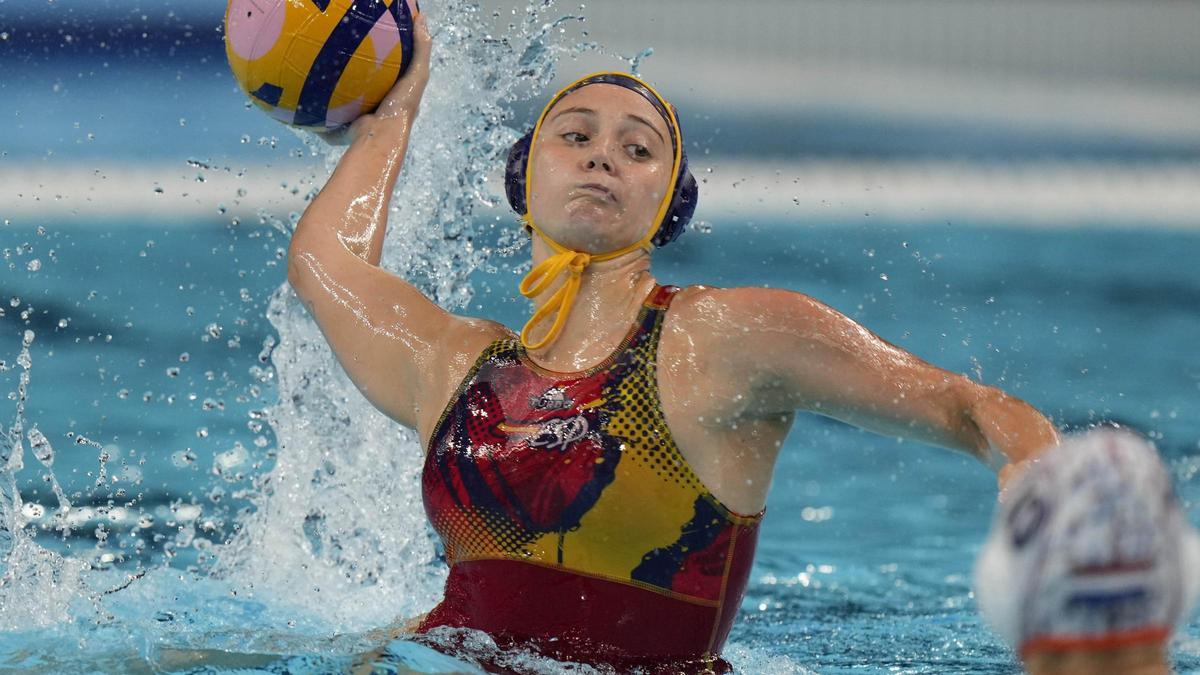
287, 14, 1060, 671
975, 428, 1200, 675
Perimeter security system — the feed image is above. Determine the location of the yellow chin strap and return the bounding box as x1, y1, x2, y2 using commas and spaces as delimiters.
519, 72, 683, 350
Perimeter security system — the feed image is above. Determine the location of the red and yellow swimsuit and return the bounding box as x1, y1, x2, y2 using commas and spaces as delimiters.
419, 285, 763, 671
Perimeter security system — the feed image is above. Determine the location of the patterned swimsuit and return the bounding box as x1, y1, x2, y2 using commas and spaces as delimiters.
418, 285, 763, 671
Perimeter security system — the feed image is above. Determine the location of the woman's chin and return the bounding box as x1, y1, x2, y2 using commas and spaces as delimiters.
534, 204, 645, 252
546, 217, 624, 252
554, 229, 618, 253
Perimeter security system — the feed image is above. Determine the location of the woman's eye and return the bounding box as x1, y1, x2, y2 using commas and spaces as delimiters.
626, 144, 651, 159
562, 132, 588, 143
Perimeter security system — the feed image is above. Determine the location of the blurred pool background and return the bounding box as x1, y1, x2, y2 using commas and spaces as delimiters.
2, 1, 1199, 673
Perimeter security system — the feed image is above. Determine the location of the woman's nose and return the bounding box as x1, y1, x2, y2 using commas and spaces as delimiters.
584, 147, 613, 173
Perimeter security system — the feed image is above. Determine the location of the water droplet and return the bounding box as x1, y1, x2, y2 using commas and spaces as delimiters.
26, 259, 41, 272
214, 443, 249, 480
28, 427, 55, 466
171, 449, 197, 468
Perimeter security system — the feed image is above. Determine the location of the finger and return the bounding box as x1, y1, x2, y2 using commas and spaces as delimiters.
412, 13, 431, 65
398, 13, 429, 77
406, 14, 431, 81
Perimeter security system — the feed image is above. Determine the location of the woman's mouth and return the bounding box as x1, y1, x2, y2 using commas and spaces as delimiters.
575, 183, 617, 202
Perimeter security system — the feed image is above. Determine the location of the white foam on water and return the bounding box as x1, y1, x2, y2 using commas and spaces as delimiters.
724, 643, 815, 675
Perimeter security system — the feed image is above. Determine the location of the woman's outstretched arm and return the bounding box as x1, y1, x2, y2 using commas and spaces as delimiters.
679, 286, 1059, 489
287, 13, 507, 436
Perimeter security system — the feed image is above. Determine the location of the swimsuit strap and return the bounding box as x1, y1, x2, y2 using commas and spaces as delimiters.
645, 283, 680, 310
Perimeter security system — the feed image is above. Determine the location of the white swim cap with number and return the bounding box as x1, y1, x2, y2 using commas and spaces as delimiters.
974, 427, 1200, 656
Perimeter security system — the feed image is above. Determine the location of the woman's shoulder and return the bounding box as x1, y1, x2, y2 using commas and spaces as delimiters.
417, 315, 514, 448
667, 284, 821, 322
663, 284, 835, 362
439, 315, 515, 365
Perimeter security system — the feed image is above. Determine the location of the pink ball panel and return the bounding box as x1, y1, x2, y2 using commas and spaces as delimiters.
227, 0, 285, 61
368, 11, 401, 64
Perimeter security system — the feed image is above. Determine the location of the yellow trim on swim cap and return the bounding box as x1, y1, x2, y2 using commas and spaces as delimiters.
519, 72, 683, 350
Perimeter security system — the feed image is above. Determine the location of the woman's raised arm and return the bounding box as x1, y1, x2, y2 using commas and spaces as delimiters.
287, 14, 508, 437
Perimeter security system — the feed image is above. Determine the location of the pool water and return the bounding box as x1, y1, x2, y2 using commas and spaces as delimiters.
2, 216, 1198, 673
3, 0, 1199, 669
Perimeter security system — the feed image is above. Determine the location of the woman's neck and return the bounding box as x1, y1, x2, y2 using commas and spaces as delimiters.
524, 235, 657, 369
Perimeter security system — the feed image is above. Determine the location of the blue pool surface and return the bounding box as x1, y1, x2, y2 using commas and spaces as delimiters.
2, 216, 1199, 673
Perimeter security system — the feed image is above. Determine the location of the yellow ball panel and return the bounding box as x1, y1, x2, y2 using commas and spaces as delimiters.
332, 38, 404, 112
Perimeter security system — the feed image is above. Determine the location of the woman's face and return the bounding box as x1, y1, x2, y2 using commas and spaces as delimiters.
526, 84, 674, 253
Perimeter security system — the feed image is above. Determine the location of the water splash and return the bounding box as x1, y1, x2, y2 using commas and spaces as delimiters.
0, 331, 93, 631
210, 0, 596, 637
725, 644, 814, 675
621, 47, 654, 77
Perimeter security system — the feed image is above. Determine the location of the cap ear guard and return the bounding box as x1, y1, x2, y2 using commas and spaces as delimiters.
1180, 522, 1200, 623
653, 149, 697, 246
503, 129, 697, 247
974, 524, 1021, 648
505, 129, 534, 216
